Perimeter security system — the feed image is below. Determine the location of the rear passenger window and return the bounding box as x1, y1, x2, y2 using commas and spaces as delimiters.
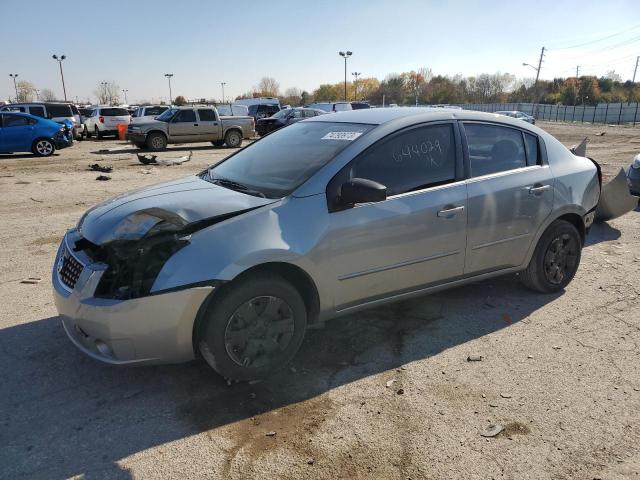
351, 124, 457, 196
524, 133, 539, 166
197, 109, 217, 121
464, 124, 526, 177
30, 106, 45, 118
46, 104, 73, 117
3, 115, 29, 127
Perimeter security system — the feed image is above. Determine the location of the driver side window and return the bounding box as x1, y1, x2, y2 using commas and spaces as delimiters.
173, 110, 196, 123
349, 123, 457, 196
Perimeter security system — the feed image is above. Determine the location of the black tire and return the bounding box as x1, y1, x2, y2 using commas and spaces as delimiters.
85, 127, 92, 139
211, 140, 225, 147
519, 219, 582, 293
146, 132, 167, 151
95, 126, 102, 140
32, 138, 55, 157
224, 130, 243, 148
198, 273, 307, 381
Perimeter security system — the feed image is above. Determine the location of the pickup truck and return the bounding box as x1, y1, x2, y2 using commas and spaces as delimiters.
126, 106, 255, 151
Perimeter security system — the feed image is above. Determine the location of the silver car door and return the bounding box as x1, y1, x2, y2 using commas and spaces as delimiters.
168, 109, 199, 141
196, 109, 220, 140
325, 122, 468, 310
462, 122, 554, 274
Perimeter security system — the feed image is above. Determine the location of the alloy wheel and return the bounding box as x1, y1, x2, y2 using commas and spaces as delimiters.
543, 233, 579, 285
36, 140, 53, 156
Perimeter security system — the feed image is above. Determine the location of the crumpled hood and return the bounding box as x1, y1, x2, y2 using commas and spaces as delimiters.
79, 176, 277, 245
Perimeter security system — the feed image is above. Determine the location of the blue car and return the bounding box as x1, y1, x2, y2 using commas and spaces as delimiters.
0, 111, 71, 157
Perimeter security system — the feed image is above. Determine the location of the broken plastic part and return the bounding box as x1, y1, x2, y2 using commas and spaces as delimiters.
595, 168, 639, 222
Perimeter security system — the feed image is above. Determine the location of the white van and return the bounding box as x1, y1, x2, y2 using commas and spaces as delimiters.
0, 102, 81, 139
215, 104, 250, 116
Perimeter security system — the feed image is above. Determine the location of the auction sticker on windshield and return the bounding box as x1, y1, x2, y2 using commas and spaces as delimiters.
322, 131, 363, 141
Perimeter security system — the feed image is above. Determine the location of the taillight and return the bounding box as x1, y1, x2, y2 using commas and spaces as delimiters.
99, 116, 104, 123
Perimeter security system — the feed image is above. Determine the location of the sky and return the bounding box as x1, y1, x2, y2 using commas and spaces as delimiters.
1, 0, 639, 104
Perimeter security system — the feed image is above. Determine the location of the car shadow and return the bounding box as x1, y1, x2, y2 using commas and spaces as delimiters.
90, 145, 227, 156
0, 153, 61, 160
1, 275, 563, 479
585, 221, 621, 246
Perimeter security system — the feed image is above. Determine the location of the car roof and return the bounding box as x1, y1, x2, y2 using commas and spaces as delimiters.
304, 107, 538, 130
0, 111, 41, 119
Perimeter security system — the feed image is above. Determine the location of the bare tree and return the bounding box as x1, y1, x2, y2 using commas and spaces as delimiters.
256, 77, 280, 97
16, 81, 36, 102
39, 88, 58, 101
94, 81, 121, 104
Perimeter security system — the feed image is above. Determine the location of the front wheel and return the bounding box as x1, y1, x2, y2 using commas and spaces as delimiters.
519, 219, 582, 293
32, 138, 55, 157
198, 273, 307, 381
224, 130, 243, 148
146, 132, 167, 151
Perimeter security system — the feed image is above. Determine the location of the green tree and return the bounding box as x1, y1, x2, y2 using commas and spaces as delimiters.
174, 95, 187, 106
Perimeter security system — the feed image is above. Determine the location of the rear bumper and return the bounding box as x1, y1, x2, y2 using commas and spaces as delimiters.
52, 230, 215, 365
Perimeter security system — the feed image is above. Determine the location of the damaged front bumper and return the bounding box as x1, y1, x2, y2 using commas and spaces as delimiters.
52, 230, 215, 365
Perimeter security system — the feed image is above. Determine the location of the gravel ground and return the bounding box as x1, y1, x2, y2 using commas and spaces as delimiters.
0, 122, 639, 480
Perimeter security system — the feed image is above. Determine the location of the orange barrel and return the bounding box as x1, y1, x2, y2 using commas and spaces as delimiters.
117, 123, 128, 140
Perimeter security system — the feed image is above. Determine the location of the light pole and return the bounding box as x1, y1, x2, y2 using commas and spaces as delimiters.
9, 74, 18, 102
351, 72, 361, 101
164, 74, 174, 105
122, 89, 129, 104
338, 51, 352, 101
221, 82, 226, 103
100, 81, 109, 104
52, 54, 68, 102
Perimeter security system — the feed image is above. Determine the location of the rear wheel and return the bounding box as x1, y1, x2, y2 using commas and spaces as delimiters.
224, 130, 242, 148
198, 273, 307, 381
519, 220, 582, 293
32, 138, 55, 157
146, 132, 167, 151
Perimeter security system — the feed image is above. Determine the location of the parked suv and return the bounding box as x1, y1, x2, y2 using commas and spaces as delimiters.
84, 107, 131, 139
307, 102, 353, 113
126, 106, 255, 150
131, 105, 169, 124
0, 102, 81, 139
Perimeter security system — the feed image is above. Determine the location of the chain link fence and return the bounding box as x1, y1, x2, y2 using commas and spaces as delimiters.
454, 102, 640, 126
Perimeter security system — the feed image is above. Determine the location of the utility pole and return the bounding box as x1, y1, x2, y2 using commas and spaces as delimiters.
351, 72, 361, 101
221, 82, 226, 103
122, 89, 128, 104
576, 65, 580, 78
338, 51, 352, 101
9, 74, 18, 102
633, 56, 639, 83
535, 46, 545, 85
52, 55, 68, 102
164, 74, 174, 105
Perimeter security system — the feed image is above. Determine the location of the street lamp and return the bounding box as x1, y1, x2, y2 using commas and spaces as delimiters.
100, 81, 109, 104
122, 89, 129, 104
52, 54, 68, 102
351, 72, 361, 101
338, 51, 352, 102
221, 82, 226, 103
9, 74, 18, 102
164, 74, 174, 105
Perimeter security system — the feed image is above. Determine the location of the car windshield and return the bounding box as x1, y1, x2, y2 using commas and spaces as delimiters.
271, 109, 292, 119
156, 108, 177, 121
206, 121, 374, 198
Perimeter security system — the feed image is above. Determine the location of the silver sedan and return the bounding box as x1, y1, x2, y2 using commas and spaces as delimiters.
52, 108, 636, 380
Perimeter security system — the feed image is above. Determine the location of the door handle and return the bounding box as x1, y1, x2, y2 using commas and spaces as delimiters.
528, 184, 550, 195
437, 205, 465, 217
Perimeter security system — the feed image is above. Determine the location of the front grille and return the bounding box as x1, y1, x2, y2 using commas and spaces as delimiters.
59, 246, 84, 290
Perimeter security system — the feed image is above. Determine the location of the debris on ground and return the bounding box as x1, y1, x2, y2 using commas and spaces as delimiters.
137, 153, 158, 165
552, 345, 562, 350
265, 431, 276, 437
88, 163, 113, 173
386, 379, 396, 388
95, 175, 111, 181
307, 458, 315, 465
29, 197, 44, 203
467, 355, 483, 362
596, 131, 606, 136
396, 388, 404, 395
20, 277, 42, 284
248, 393, 256, 399
139, 169, 154, 175
480, 424, 504, 437
500, 393, 512, 399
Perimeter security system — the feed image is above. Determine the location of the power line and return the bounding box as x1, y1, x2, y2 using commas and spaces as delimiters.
548, 24, 640, 50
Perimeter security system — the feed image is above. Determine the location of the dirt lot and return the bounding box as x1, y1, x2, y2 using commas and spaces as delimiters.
1, 122, 639, 480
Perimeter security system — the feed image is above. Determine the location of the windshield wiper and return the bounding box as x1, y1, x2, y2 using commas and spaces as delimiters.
209, 175, 266, 198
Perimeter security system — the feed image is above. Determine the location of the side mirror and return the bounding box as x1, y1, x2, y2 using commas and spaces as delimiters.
340, 178, 387, 206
